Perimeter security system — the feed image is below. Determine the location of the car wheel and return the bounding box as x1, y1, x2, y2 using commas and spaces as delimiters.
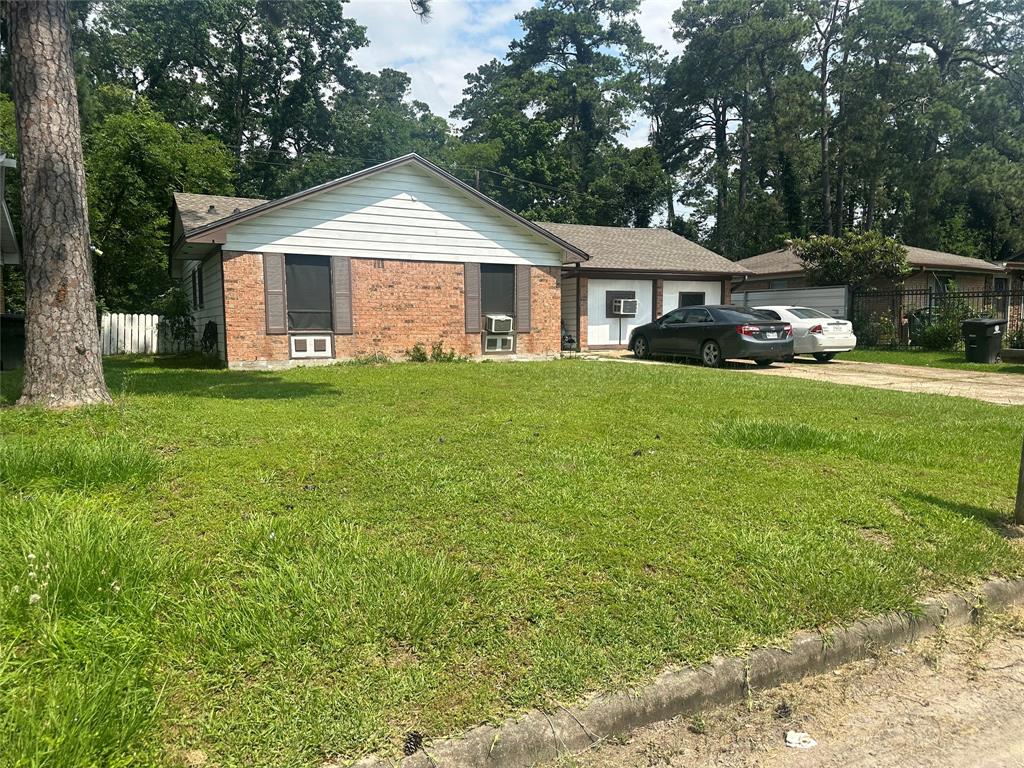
813, 352, 836, 362
632, 335, 650, 359
755, 358, 773, 367
782, 354, 795, 363
700, 340, 722, 368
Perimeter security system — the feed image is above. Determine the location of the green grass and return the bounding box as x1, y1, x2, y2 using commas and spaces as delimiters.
842, 347, 1024, 374
1, 357, 1022, 767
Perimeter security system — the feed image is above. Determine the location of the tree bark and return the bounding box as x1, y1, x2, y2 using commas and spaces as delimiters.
9, 1, 111, 408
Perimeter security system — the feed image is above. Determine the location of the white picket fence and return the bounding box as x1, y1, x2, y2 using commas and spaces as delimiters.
100, 312, 162, 355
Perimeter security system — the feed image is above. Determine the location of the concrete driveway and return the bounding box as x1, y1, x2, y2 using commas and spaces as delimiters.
586, 351, 1024, 406
742, 358, 1024, 406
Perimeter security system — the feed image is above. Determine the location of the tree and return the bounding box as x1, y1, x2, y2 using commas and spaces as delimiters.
8, 0, 111, 407
793, 230, 911, 288
452, 0, 670, 224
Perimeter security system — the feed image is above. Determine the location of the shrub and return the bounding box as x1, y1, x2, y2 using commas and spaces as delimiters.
1006, 325, 1024, 349
429, 342, 461, 362
405, 342, 429, 362
153, 286, 194, 353
405, 342, 464, 363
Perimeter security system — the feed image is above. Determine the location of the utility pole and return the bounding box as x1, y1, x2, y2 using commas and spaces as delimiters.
475, 168, 480, 191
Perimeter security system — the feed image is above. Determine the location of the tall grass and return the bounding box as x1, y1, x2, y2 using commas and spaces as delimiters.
0, 438, 158, 492
0, 493, 162, 766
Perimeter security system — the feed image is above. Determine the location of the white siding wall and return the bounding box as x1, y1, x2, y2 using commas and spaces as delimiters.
224, 164, 564, 266
587, 278, 654, 346
662, 280, 722, 314
183, 255, 226, 360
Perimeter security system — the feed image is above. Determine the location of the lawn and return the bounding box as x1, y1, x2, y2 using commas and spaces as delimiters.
842, 347, 1024, 374
1, 357, 1022, 768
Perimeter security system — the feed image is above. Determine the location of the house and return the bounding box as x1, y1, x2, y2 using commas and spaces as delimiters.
544, 224, 750, 349
1, 153, 19, 315
170, 154, 588, 368
733, 244, 1005, 293
170, 153, 749, 366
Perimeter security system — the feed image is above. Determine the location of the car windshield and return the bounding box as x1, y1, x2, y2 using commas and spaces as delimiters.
787, 307, 832, 319
712, 307, 777, 323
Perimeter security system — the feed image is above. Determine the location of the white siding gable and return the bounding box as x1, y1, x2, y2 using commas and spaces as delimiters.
224, 163, 564, 266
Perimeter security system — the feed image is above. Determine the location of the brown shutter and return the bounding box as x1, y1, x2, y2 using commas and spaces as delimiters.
464, 262, 481, 333
515, 264, 532, 333
331, 255, 353, 335
263, 252, 286, 334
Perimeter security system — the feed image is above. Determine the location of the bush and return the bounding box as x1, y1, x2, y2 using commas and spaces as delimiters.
153, 286, 194, 353
1007, 325, 1024, 349
405, 342, 464, 363
405, 342, 429, 362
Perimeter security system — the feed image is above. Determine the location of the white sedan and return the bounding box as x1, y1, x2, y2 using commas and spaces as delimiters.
753, 305, 857, 362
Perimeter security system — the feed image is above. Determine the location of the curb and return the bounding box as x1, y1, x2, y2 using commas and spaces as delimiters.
347, 577, 1024, 768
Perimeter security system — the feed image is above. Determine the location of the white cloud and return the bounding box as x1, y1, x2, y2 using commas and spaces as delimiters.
347, 0, 534, 120
636, 0, 683, 57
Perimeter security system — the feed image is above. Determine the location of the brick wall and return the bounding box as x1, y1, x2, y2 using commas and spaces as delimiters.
221, 251, 561, 367
654, 279, 664, 317
578, 277, 588, 349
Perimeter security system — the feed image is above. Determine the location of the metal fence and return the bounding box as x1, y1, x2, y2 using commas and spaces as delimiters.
850, 288, 1024, 348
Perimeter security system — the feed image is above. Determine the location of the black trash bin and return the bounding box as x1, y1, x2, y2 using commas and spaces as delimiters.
962, 317, 1005, 363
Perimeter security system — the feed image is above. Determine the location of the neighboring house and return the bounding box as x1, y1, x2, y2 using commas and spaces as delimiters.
1, 153, 20, 314
543, 224, 750, 349
734, 244, 1005, 293
170, 154, 588, 368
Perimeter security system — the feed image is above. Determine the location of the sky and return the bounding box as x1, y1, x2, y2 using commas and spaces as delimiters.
347, 0, 683, 147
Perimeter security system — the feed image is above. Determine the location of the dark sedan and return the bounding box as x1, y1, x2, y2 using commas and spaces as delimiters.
628, 305, 794, 367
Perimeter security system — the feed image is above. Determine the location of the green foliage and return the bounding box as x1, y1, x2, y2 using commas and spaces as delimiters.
794, 231, 911, 288
405, 341, 464, 363
85, 87, 235, 311
405, 342, 429, 362
152, 285, 195, 352
451, 0, 671, 225
914, 289, 976, 351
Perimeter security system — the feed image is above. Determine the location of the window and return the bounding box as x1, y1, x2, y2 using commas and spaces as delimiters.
788, 307, 831, 319
712, 307, 776, 323
682, 308, 713, 323
660, 308, 687, 325
481, 264, 515, 315
285, 255, 332, 330
678, 292, 705, 308
769, 279, 791, 289
757, 309, 782, 320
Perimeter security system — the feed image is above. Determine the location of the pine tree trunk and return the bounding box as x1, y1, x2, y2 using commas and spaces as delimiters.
9, 0, 111, 408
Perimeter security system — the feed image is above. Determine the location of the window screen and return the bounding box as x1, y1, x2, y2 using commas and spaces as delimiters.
678, 291, 704, 308
481, 264, 515, 315
286, 255, 332, 330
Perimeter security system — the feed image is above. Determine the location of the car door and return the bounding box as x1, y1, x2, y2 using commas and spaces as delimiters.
650, 308, 687, 354
678, 308, 714, 355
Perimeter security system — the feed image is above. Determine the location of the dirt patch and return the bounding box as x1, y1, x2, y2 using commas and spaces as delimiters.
550, 609, 1024, 768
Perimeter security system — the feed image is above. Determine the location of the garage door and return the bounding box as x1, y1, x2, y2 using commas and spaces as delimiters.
587, 278, 654, 346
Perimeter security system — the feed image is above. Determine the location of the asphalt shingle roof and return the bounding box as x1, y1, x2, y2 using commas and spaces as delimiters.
735, 244, 1004, 275
173, 192, 267, 234
537, 222, 749, 275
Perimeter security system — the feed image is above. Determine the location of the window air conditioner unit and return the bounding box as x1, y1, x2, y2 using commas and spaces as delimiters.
290, 334, 333, 359
485, 314, 514, 334
484, 335, 514, 353
611, 298, 638, 317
